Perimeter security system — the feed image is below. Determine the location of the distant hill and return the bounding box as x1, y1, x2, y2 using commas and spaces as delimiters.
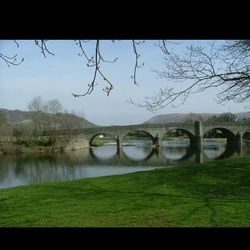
0, 108, 96, 128
234, 112, 250, 120
144, 112, 250, 124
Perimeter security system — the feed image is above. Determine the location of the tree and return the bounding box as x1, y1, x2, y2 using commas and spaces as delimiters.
183, 113, 203, 124
0, 40, 24, 67
136, 40, 250, 111
27, 97, 65, 132
27, 96, 45, 135
206, 113, 237, 123
0, 111, 6, 127
0, 111, 7, 135
27, 96, 44, 112
46, 99, 63, 114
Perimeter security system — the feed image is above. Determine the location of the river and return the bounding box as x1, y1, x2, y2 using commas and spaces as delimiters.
0, 139, 249, 189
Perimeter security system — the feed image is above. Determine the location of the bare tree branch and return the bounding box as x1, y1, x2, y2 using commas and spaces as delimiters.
72, 40, 114, 97
133, 40, 250, 111
0, 53, 24, 67
1, 40, 150, 99
72, 40, 146, 97
14, 40, 19, 48
131, 40, 140, 86
34, 40, 55, 58
3, 40, 250, 112
158, 40, 170, 54
0, 40, 24, 67
75, 40, 93, 62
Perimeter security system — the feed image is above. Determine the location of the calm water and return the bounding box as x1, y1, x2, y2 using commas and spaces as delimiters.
0, 139, 249, 189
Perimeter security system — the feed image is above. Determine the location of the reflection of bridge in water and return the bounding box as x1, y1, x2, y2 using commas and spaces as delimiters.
79, 121, 249, 163
1, 139, 248, 189
44, 121, 250, 162
89, 140, 241, 165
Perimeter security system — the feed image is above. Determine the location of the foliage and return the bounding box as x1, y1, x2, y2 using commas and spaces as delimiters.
204, 129, 226, 139
90, 139, 105, 147
12, 128, 22, 138
206, 113, 237, 124
15, 136, 56, 147
0, 111, 7, 126
183, 113, 204, 124
0, 111, 8, 135
124, 131, 152, 141
26, 96, 94, 135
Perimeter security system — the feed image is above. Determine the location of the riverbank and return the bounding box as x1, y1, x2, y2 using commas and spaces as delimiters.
0, 156, 250, 226
0, 135, 89, 155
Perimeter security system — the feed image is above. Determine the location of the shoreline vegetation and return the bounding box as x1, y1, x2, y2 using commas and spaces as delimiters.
0, 155, 250, 226
0, 135, 89, 155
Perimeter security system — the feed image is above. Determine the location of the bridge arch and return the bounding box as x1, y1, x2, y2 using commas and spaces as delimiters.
162, 128, 196, 146
89, 133, 117, 147
243, 132, 250, 140
122, 130, 155, 144
121, 130, 155, 161
203, 127, 237, 159
203, 127, 236, 143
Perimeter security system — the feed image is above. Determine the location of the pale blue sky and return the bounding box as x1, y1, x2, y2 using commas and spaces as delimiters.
0, 40, 247, 125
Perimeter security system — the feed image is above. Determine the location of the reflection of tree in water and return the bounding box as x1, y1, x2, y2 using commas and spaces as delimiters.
0, 153, 91, 186
1, 136, 248, 189
0, 156, 16, 182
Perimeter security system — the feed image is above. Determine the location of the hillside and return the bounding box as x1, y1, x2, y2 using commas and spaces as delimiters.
144, 112, 250, 124
0, 108, 96, 128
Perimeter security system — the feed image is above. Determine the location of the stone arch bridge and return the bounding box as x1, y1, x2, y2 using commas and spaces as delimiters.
56, 121, 250, 151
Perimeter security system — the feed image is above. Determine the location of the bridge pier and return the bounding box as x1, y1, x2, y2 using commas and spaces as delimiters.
116, 136, 122, 155
235, 132, 243, 155
194, 121, 203, 164
116, 145, 125, 158
152, 133, 160, 148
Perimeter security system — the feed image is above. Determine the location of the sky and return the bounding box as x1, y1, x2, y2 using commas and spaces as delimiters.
0, 40, 247, 126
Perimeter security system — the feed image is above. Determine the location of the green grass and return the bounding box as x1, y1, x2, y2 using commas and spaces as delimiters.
1, 156, 250, 227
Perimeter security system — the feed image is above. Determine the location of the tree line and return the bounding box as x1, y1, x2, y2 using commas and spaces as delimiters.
0, 96, 91, 138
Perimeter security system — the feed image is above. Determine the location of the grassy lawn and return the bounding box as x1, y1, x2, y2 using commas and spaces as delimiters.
0, 156, 250, 227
